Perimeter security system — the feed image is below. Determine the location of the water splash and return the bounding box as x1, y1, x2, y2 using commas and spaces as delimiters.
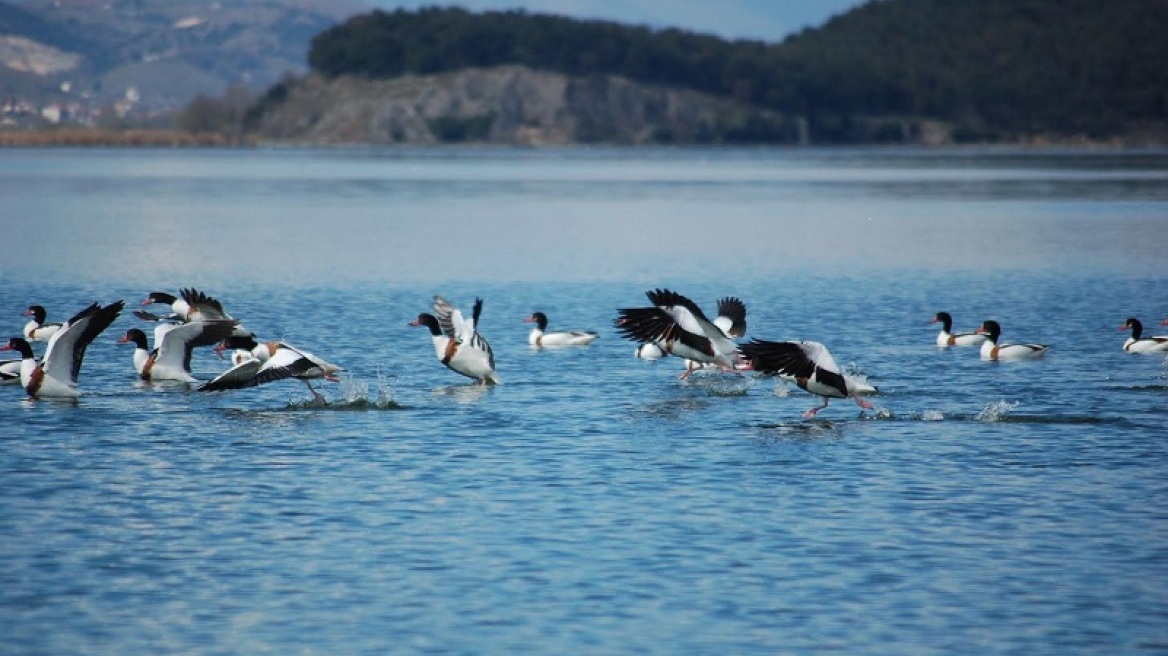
283, 377, 402, 411
920, 409, 945, 421
975, 400, 1019, 422
686, 373, 753, 396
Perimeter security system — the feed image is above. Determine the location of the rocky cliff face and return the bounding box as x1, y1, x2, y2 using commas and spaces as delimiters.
0, 0, 365, 114
248, 65, 803, 145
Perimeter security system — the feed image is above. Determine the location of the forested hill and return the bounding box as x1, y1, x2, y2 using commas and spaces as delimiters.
306, 0, 1167, 142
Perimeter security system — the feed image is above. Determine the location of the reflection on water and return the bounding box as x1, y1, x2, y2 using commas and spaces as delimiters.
1, 147, 1165, 286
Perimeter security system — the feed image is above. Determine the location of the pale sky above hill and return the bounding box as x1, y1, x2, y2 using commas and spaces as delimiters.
363, 0, 867, 42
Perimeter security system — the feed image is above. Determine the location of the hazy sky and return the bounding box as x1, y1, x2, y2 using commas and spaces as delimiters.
362, 0, 866, 42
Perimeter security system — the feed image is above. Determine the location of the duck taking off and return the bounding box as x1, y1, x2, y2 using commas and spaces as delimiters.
740, 338, 874, 418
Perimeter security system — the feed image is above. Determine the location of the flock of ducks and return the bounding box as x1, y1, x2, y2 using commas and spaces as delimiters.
2, 289, 344, 401
4, 288, 1166, 417
931, 311, 1168, 356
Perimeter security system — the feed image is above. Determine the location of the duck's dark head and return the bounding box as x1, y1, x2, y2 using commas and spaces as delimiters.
931, 312, 953, 330
1121, 317, 1143, 337
525, 312, 548, 330
142, 292, 177, 307
976, 320, 1001, 343
410, 313, 442, 336
1, 337, 34, 358
23, 305, 47, 323
117, 328, 150, 349
214, 334, 259, 358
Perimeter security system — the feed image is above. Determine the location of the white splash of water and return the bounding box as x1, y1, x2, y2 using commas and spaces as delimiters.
335, 376, 398, 408
976, 400, 1019, 422
844, 362, 877, 395
920, 409, 945, 421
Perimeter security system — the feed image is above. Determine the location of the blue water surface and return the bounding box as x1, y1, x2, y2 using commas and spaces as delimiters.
0, 147, 1166, 655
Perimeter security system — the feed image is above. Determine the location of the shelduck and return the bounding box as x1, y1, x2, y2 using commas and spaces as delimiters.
740, 338, 875, 418
632, 296, 745, 365
22, 305, 63, 342
1120, 317, 1168, 353
118, 320, 237, 382
411, 296, 498, 384
930, 311, 986, 347
525, 311, 598, 347
139, 288, 251, 337
198, 340, 343, 399
976, 320, 1050, 360
615, 289, 742, 378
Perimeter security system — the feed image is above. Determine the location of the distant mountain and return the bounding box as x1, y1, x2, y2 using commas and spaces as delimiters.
245, 65, 802, 146
299, 1, 1168, 143
769, 0, 1168, 140
0, 0, 366, 115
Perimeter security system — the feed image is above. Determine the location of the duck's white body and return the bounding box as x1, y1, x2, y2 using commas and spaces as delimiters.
120, 321, 237, 382
931, 312, 986, 347
525, 312, 598, 347
740, 338, 875, 418
977, 321, 1050, 360
22, 306, 64, 343
1125, 337, 1168, 353
939, 332, 986, 348
435, 332, 496, 380
1, 358, 24, 385
530, 330, 598, 347
1, 301, 124, 398
635, 342, 667, 360
616, 289, 743, 378
412, 297, 499, 384
1121, 318, 1168, 353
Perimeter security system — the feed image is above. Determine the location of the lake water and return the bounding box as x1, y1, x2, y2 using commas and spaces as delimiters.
0, 146, 1166, 655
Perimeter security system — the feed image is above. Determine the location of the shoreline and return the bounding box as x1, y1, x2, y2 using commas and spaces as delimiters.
0, 129, 255, 147
0, 128, 1162, 150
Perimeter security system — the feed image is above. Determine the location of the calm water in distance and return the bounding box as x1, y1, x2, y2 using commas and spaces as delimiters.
0, 147, 1166, 655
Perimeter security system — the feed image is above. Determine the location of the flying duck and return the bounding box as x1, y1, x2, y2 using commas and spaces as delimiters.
615, 289, 742, 378
139, 288, 251, 337
411, 296, 498, 384
740, 338, 875, 418
198, 341, 343, 399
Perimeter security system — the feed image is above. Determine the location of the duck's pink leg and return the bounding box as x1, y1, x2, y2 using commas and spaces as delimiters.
302, 379, 324, 401
803, 398, 830, 418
